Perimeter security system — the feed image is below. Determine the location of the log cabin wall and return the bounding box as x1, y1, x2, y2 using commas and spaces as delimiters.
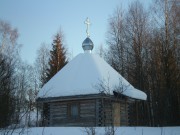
113, 102, 120, 126
120, 101, 129, 126
50, 98, 116, 127
49, 102, 67, 126
111, 101, 129, 126
97, 98, 129, 126
40, 96, 129, 127
95, 98, 113, 126
48, 99, 96, 126
42, 103, 50, 126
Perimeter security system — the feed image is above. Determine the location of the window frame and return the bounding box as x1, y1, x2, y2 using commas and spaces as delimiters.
68, 102, 80, 119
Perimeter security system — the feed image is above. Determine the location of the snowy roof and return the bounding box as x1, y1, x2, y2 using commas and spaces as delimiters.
37, 52, 147, 100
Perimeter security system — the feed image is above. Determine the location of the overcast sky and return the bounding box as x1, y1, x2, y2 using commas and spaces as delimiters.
0, 0, 151, 64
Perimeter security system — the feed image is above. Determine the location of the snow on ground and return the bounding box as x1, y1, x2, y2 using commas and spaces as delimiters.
1, 127, 180, 135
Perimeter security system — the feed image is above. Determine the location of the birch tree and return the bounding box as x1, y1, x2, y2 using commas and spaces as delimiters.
35, 43, 50, 87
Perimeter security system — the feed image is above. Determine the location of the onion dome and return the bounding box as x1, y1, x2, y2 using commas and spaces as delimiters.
82, 37, 94, 53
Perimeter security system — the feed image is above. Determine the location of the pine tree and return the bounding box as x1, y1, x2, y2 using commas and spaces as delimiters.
45, 32, 68, 83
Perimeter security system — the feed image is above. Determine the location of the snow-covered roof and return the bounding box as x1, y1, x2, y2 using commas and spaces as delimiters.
37, 52, 147, 100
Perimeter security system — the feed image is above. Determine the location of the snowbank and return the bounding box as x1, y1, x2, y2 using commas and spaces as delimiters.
1, 127, 180, 135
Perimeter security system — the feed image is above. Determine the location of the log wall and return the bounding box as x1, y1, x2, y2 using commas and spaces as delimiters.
41, 97, 129, 127
48, 99, 96, 126
120, 101, 129, 126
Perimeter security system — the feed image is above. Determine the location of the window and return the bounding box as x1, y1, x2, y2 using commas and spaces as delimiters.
69, 103, 79, 118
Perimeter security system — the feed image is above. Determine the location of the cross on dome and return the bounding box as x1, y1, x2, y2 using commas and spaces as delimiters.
84, 17, 91, 37
82, 17, 94, 53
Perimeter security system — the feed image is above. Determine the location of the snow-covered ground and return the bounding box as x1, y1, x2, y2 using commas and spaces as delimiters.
1, 127, 180, 135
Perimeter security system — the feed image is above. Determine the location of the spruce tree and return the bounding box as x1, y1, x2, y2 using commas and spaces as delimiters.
45, 32, 68, 83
